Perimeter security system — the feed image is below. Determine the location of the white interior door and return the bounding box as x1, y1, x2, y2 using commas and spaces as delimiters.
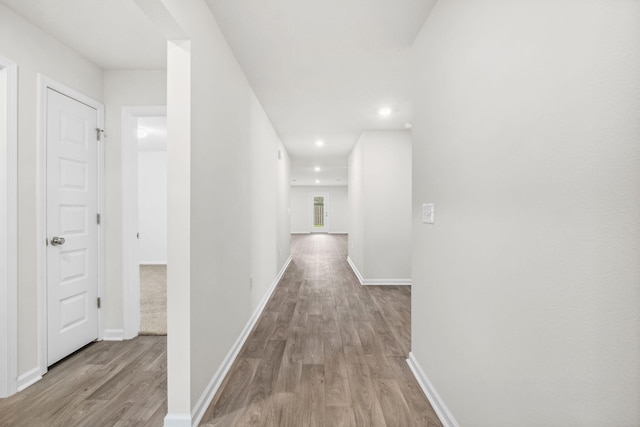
46, 88, 99, 366
311, 194, 329, 232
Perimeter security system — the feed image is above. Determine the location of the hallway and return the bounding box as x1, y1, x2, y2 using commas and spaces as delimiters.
201, 234, 441, 426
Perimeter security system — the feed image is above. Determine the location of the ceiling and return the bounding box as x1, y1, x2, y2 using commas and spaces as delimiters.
0, 0, 167, 69
0, 0, 437, 185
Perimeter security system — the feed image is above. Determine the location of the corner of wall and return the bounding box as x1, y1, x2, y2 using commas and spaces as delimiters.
406, 352, 459, 427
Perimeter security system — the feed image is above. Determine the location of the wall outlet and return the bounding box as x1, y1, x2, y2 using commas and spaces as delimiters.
422, 203, 435, 224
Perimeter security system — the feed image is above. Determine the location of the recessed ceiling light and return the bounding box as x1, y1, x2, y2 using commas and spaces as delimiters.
378, 107, 392, 117
315, 179, 320, 184
137, 128, 149, 138
315, 139, 324, 147
314, 166, 321, 172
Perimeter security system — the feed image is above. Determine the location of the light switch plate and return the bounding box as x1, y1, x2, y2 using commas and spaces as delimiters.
422, 203, 434, 224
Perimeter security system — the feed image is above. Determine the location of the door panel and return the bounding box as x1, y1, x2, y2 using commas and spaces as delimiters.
46, 89, 98, 366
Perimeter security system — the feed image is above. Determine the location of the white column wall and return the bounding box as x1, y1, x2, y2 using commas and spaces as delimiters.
411, 1, 640, 425
348, 130, 412, 282
166, 39, 192, 418
348, 141, 365, 274
155, 0, 292, 420
277, 144, 292, 269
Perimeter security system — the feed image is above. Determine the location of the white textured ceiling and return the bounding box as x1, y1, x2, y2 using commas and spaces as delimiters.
207, 0, 436, 185
0, 0, 167, 69
0, 0, 436, 185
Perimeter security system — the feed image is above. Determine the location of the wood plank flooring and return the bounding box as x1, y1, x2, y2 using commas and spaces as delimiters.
200, 234, 442, 427
0, 234, 440, 427
0, 336, 167, 427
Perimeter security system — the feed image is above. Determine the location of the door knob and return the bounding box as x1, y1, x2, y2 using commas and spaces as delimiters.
51, 236, 66, 246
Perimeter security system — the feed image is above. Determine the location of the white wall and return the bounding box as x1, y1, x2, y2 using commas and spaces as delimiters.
411, 1, 640, 426
138, 149, 167, 264
348, 141, 364, 275
0, 61, 14, 398
291, 185, 348, 233
103, 70, 167, 332
277, 147, 292, 270
147, 0, 291, 421
250, 97, 292, 313
0, 3, 104, 381
348, 130, 412, 282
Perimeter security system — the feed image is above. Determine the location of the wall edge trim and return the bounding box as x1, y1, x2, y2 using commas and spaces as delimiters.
346, 256, 411, 286
17, 367, 42, 392
163, 413, 191, 427
190, 256, 293, 426
346, 256, 365, 283
103, 329, 125, 341
361, 278, 411, 286
406, 352, 460, 427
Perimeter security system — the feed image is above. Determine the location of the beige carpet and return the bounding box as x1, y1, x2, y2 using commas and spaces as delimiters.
139, 264, 167, 336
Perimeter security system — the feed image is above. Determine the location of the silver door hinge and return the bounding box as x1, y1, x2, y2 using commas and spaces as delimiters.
97, 297, 101, 309
96, 128, 105, 141
97, 213, 101, 225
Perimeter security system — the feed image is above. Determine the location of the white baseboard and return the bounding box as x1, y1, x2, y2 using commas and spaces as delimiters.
163, 413, 191, 427
406, 352, 459, 427
103, 329, 125, 341
17, 366, 42, 391
346, 256, 411, 286
139, 261, 167, 266
361, 278, 411, 285
190, 256, 293, 426
346, 256, 365, 282
291, 231, 347, 235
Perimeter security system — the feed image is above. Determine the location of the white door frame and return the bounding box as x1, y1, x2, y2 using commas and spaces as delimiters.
310, 193, 329, 233
0, 55, 18, 398
121, 106, 167, 339
37, 75, 105, 378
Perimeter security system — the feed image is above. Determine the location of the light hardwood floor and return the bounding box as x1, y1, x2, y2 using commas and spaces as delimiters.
0, 234, 440, 427
0, 336, 167, 427
200, 234, 442, 426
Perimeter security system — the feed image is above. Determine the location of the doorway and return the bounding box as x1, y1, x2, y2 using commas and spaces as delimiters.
137, 116, 167, 335
311, 194, 329, 232
121, 107, 167, 338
